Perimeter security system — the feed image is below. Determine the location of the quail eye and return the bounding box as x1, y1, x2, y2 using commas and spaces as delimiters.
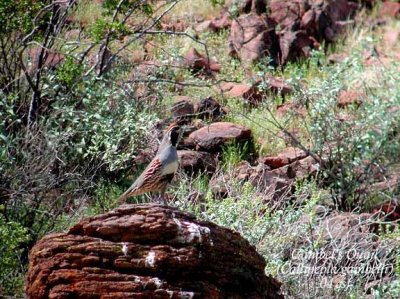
170, 127, 179, 146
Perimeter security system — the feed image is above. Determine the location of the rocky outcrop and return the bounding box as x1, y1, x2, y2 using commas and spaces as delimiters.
238, 0, 268, 15
209, 160, 294, 202
171, 96, 195, 118
228, 13, 280, 64
171, 97, 226, 121
26, 204, 283, 299
269, 0, 310, 31
270, 0, 357, 41
228, 0, 362, 64
219, 82, 263, 104
209, 147, 320, 202
195, 12, 232, 32
278, 30, 316, 64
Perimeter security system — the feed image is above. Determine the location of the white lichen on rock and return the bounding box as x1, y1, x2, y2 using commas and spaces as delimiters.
180, 291, 195, 299
121, 242, 128, 256
173, 218, 213, 245
166, 290, 174, 298
151, 277, 163, 288
145, 250, 156, 267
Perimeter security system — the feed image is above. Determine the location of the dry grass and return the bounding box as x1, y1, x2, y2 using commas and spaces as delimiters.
162, 0, 222, 23
72, 0, 104, 27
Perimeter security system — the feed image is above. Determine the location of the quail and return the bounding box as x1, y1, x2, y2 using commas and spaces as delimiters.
117, 123, 180, 204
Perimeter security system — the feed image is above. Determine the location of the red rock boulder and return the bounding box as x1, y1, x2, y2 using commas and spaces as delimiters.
171, 96, 195, 118
219, 76, 292, 104
25, 204, 283, 299
278, 30, 316, 64
178, 150, 217, 173
337, 90, 365, 107
269, 0, 310, 31
193, 97, 226, 121
260, 147, 308, 169
228, 13, 280, 64
219, 81, 263, 104
184, 48, 220, 73
378, 1, 400, 18
185, 122, 252, 152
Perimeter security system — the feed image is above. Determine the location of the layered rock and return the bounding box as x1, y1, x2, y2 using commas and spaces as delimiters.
26, 204, 283, 299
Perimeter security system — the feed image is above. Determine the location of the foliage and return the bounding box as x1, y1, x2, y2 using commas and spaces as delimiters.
0, 214, 29, 296
0, 68, 157, 294
0, 0, 44, 34
42, 72, 157, 172
102, 0, 153, 16
199, 181, 274, 245
56, 56, 84, 88
221, 141, 252, 169
302, 51, 400, 209
89, 19, 131, 43
173, 175, 399, 298
226, 99, 288, 156
84, 181, 123, 216
209, 0, 225, 7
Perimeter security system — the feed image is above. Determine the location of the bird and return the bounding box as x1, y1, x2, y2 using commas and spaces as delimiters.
117, 123, 180, 205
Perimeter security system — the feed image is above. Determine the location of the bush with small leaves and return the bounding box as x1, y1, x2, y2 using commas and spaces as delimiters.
0, 214, 29, 296
303, 51, 400, 209
41, 72, 157, 172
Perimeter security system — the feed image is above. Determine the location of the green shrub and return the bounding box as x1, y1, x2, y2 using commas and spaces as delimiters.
56, 56, 84, 89
0, 70, 158, 291
221, 141, 253, 169
173, 174, 399, 298
85, 181, 124, 216
41, 72, 157, 172
0, 214, 28, 296
303, 52, 400, 209
89, 19, 131, 43
0, 0, 44, 34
